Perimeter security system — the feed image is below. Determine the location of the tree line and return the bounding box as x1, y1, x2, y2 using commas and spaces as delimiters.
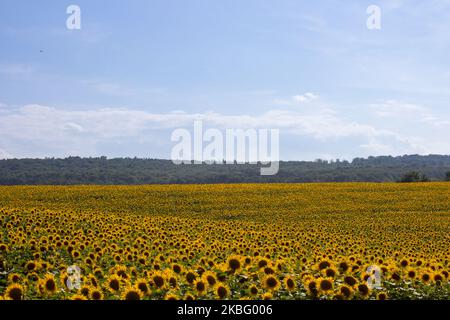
0, 154, 449, 185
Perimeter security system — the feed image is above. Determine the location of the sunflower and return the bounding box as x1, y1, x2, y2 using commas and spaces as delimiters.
42, 274, 57, 295
121, 286, 143, 300
71, 294, 88, 300
399, 259, 409, 268
202, 271, 217, 287
339, 284, 353, 299
113, 254, 122, 263
344, 275, 357, 287
8, 273, 22, 284
26, 272, 39, 282
93, 267, 104, 279
25, 260, 38, 272
84, 257, 93, 266
324, 267, 337, 278
136, 278, 150, 295
151, 272, 165, 289
376, 292, 388, 300
263, 267, 275, 275
318, 277, 333, 293
257, 258, 268, 269
0, 243, 8, 252
406, 268, 416, 280
137, 256, 147, 266
275, 260, 284, 272
185, 271, 197, 285
129, 267, 138, 278
164, 292, 178, 300
195, 279, 207, 295
263, 275, 280, 291
357, 283, 370, 298
262, 292, 272, 300
283, 276, 296, 292
317, 260, 331, 270
420, 271, 431, 283
248, 285, 259, 297
167, 274, 178, 289
5, 283, 24, 300
90, 288, 104, 300
390, 270, 401, 282
60, 273, 70, 290
215, 284, 229, 299
305, 278, 318, 297
172, 263, 182, 274
433, 273, 443, 285
39, 261, 51, 271
106, 274, 121, 293
227, 256, 242, 272
207, 260, 216, 268
115, 265, 129, 279
87, 275, 98, 288
338, 261, 350, 273
126, 253, 134, 262
79, 285, 91, 297
71, 250, 81, 259
360, 271, 371, 282
184, 293, 195, 300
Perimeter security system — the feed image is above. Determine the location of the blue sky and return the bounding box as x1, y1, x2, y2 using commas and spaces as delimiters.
0, 0, 449, 160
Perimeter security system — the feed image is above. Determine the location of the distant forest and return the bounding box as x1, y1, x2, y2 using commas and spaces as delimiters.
1, 155, 450, 185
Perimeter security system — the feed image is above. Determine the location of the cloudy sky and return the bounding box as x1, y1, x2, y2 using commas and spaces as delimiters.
0, 0, 449, 160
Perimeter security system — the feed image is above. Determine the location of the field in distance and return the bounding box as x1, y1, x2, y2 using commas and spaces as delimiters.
0, 182, 449, 300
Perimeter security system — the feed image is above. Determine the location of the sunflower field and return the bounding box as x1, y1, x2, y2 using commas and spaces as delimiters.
0, 183, 449, 300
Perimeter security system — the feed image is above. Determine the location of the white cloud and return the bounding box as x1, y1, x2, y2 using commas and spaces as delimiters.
293, 92, 319, 103
0, 103, 428, 158
0, 148, 13, 159
370, 100, 426, 117
369, 100, 449, 127
62, 122, 84, 133
0, 100, 447, 159
360, 140, 395, 154
359, 136, 429, 155
272, 99, 292, 105
274, 93, 319, 105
